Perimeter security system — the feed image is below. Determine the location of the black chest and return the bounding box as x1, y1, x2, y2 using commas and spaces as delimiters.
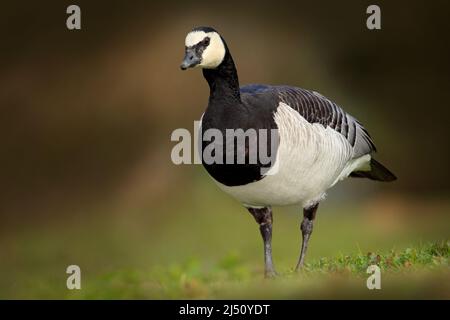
200, 97, 278, 187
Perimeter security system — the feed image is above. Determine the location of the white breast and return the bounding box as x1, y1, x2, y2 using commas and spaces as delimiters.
215, 102, 371, 208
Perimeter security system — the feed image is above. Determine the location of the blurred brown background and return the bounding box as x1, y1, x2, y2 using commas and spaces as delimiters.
2, 1, 449, 224
0, 0, 449, 298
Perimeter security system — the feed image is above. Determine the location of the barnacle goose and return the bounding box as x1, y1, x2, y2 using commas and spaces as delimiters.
180, 26, 396, 277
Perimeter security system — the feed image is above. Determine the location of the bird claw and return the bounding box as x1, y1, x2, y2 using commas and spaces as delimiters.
294, 262, 304, 272
264, 270, 278, 278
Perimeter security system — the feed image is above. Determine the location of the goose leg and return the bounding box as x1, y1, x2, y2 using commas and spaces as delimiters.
295, 203, 319, 271
248, 207, 276, 278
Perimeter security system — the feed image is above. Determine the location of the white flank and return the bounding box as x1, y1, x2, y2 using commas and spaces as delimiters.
214, 103, 371, 208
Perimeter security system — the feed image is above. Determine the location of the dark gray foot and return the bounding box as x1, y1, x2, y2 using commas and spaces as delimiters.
295, 203, 319, 271
248, 207, 276, 278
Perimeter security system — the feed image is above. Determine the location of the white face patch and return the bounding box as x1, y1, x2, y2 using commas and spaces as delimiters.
185, 31, 207, 47
185, 31, 226, 69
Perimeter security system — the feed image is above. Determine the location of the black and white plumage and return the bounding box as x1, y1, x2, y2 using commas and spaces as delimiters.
180, 26, 396, 277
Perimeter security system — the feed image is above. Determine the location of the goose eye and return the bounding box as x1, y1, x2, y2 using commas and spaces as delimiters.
203, 38, 210, 46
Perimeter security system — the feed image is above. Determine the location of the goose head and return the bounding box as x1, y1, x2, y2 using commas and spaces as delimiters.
180, 26, 226, 70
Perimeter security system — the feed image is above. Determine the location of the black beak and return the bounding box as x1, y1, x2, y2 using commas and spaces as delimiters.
180, 48, 201, 70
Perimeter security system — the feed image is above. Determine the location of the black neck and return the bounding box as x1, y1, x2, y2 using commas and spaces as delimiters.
202, 50, 241, 106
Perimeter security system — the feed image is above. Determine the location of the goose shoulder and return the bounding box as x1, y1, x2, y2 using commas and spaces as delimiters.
240, 84, 376, 158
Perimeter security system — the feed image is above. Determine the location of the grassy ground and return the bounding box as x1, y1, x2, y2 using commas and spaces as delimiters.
71, 241, 450, 299
0, 178, 449, 299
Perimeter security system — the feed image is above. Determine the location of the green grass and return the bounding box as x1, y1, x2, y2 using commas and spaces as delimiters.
64, 241, 449, 299
1, 177, 449, 299
305, 240, 449, 275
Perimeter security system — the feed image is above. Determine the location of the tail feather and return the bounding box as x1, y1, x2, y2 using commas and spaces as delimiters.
350, 158, 397, 182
